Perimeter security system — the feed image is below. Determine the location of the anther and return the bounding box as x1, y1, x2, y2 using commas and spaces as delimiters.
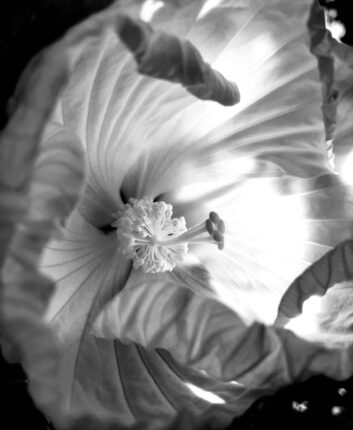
217, 219, 225, 234
209, 211, 220, 224
213, 231, 224, 243
205, 218, 214, 235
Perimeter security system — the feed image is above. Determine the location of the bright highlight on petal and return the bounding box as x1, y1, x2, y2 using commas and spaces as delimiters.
325, 9, 346, 42
140, 0, 164, 22
198, 0, 222, 20
185, 383, 226, 405
285, 295, 323, 338
115, 197, 225, 272
340, 149, 353, 184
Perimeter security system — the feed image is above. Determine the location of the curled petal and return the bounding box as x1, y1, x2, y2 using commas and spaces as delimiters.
93, 273, 353, 386
29, 123, 85, 224
276, 239, 353, 326
0, 48, 85, 425
307, 1, 337, 144
308, 1, 353, 172
0, 49, 69, 264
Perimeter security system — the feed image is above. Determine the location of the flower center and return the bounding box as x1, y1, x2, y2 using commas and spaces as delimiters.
113, 197, 224, 273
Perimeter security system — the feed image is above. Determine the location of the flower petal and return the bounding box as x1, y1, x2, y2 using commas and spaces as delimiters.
40, 224, 251, 427
0, 46, 85, 425
174, 173, 353, 324
118, 0, 330, 201
272, 4, 353, 345
93, 268, 353, 387
308, 2, 353, 176
275, 239, 353, 347
0, 45, 69, 263
90, 1, 353, 328
47, 0, 330, 207
277, 239, 353, 324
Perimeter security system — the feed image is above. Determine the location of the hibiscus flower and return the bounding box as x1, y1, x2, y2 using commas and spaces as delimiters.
1, 1, 353, 429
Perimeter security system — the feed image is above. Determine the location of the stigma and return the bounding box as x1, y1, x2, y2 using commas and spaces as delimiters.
114, 197, 225, 273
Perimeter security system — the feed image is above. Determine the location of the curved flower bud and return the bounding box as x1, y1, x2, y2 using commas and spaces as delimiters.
116, 14, 240, 106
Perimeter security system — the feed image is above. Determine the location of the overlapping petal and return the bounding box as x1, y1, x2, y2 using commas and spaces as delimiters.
307, 0, 353, 172
40, 221, 256, 428
56, 0, 330, 211
49, 0, 353, 326
186, 172, 353, 323
277, 239, 353, 324
0, 44, 85, 426
93, 269, 353, 386
0, 2, 254, 428
274, 2, 353, 345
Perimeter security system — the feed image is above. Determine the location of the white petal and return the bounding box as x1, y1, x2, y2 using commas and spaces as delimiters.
93, 268, 353, 388
41, 221, 245, 427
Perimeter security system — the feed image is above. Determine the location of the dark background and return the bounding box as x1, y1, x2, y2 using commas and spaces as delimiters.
1, 1, 353, 429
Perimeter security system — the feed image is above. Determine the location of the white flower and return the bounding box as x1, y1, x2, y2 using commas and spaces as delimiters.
1, 1, 353, 429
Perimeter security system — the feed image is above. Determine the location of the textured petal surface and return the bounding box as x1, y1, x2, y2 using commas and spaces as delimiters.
50, 0, 353, 325
277, 239, 353, 346
56, 0, 331, 215
276, 3, 353, 347
172, 173, 353, 323
333, 38, 353, 171
0, 44, 85, 427
93, 272, 353, 385
41, 214, 256, 427
334, 56, 353, 173
277, 239, 353, 322
307, 1, 353, 174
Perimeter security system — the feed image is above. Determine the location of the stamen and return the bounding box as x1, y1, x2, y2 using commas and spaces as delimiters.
115, 197, 225, 273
